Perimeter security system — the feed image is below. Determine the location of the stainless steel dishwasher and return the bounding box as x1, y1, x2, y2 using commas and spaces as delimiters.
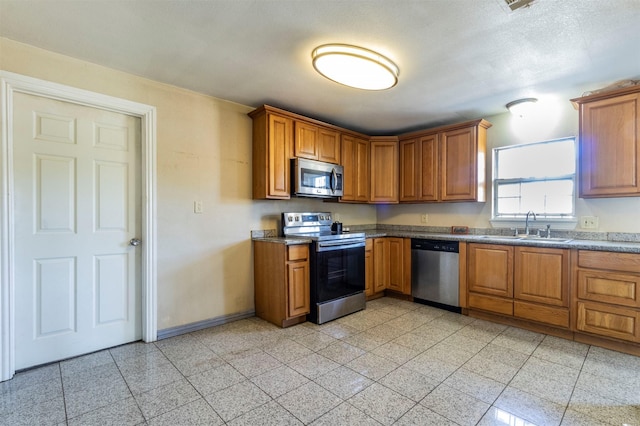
411, 239, 460, 312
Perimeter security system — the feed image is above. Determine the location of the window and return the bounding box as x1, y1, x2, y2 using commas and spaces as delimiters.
493, 137, 576, 219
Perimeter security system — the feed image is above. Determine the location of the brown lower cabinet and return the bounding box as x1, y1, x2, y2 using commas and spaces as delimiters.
574, 250, 640, 343
368, 237, 411, 297
253, 241, 310, 327
467, 243, 570, 328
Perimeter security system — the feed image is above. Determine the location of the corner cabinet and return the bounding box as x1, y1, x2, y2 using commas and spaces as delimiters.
572, 86, 640, 198
249, 106, 293, 200
399, 119, 491, 203
370, 137, 399, 203
371, 237, 411, 296
253, 241, 310, 327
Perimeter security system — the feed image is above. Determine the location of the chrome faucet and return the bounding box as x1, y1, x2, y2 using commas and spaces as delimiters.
524, 210, 537, 235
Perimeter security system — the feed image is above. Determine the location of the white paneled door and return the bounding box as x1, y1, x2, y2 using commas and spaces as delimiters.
13, 92, 142, 370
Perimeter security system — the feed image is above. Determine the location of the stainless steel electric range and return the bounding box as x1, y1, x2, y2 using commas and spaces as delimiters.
282, 212, 366, 324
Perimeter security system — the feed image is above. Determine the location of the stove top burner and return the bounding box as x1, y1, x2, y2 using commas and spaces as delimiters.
288, 230, 366, 241
281, 211, 364, 241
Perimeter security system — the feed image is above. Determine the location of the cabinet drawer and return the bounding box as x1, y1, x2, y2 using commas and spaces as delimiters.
287, 245, 308, 261
514, 301, 569, 328
578, 250, 640, 274
576, 301, 640, 342
469, 293, 513, 316
577, 269, 640, 308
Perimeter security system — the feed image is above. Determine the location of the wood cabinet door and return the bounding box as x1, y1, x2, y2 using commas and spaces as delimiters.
387, 238, 404, 292
318, 128, 340, 164
340, 134, 356, 201
399, 139, 418, 202
419, 134, 438, 201
468, 243, 513, 297
267, 113, 292, 198
515, 246, 569, 307
440, 126, 478, 201
576, 300, 640, 342
354, 137, 370, 202
287, 260, 310, 318
365, 239, 374, 297
577, 269, 640, 308
373, 238, 388, 292
294, 120, 318, 160
340, 135, 369, 203
369, 138, 399, 203
579, 92, 640, 197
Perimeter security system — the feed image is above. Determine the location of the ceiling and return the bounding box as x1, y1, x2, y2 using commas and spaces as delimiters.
1, 0, 639, 135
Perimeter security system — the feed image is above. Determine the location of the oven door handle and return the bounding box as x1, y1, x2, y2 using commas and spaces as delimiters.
316, 240, 365, 252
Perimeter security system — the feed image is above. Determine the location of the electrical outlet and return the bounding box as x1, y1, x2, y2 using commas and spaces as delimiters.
580, 216, 598, 229
421, 214, 429, 224
194, 200, 204, 214
333, 213, 341, 221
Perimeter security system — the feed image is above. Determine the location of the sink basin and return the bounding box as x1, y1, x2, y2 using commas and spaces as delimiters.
477, 235, 573, 243
477, 235, 521, 240
517, 236, 573, 243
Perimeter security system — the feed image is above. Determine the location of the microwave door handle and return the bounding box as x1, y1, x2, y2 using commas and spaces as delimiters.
331, 168, 337, 194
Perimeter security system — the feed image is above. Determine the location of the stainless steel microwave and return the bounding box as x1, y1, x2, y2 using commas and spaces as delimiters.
292, 158, 344, 198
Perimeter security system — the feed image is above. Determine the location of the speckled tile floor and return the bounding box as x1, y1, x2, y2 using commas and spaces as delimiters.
2, 297, 640, 425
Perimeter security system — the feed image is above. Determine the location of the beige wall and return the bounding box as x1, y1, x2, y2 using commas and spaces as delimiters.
0, 38, 376, 330
378, 96, 640, 233
4, 37, 638, 332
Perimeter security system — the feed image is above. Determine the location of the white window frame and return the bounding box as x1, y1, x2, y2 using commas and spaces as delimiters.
491, 137, 577, 226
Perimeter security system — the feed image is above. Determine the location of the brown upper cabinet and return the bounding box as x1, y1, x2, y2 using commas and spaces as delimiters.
294, 120, 341, 164
572, 86, 640, 198
249, 106, 293, 200
249, 105, 490, 203
370, 136, 399, 203
400, 119, 491, 203
340, 134, 369, 202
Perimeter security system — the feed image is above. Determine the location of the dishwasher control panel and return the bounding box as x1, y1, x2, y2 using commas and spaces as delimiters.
411, 239, 459, 253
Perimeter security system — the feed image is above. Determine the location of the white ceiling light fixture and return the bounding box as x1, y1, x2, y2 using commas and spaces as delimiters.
311, 44, 399, 91
506, 98, 538, 118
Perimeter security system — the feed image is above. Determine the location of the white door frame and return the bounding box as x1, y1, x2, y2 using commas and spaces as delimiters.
0, 71, 157, 381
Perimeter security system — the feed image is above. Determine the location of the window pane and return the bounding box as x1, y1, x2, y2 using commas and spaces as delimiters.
496, 179, 574, 216
494, 138, 576, 218
496, 139, 575, 179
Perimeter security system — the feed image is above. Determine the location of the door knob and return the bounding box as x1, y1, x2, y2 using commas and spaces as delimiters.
129, 238, 142, 246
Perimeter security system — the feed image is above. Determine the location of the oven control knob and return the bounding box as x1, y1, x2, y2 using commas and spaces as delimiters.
288, 216, 293, 222
327, 215, 331, 221
295, 216, 299, 221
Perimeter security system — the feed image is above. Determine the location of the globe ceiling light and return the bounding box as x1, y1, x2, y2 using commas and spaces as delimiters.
506, 98, 539, 118
311, 44, 399, 91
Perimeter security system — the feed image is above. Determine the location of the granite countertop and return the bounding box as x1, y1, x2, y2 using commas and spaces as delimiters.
252, 227, 640, 253
362, 229, 640, 254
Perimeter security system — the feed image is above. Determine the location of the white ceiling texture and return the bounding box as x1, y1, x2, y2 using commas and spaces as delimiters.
1, 0, 639, 134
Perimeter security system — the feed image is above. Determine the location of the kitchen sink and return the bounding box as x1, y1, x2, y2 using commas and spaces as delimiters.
516, 235, 573, 243
477, 235, 573, 243
477, 235, 522, 240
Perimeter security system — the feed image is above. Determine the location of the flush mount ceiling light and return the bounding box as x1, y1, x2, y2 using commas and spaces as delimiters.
311, 44, 399, 90
506, 98, 538, 118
